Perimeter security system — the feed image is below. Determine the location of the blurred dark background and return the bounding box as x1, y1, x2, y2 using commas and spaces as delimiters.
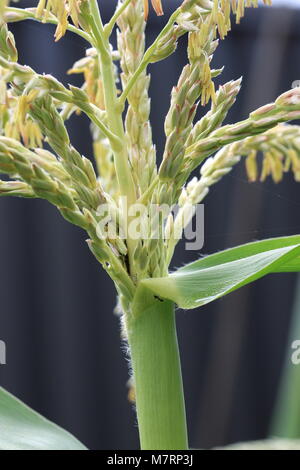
0, 1, 300, 450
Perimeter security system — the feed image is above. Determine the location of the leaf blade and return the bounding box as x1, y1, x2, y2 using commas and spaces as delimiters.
141, 236, 300, 309
0, 386, 87, 450
216, 438, 300, 450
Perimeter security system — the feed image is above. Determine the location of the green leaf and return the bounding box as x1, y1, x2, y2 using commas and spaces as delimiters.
141, 235, 300, 309
216, 438, 300, 450
0, 386, 87, 450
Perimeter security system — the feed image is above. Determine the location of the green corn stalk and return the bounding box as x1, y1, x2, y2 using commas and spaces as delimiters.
271, 274, 300, 439
0, 0, 300, 451
128, 288, 188, 449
